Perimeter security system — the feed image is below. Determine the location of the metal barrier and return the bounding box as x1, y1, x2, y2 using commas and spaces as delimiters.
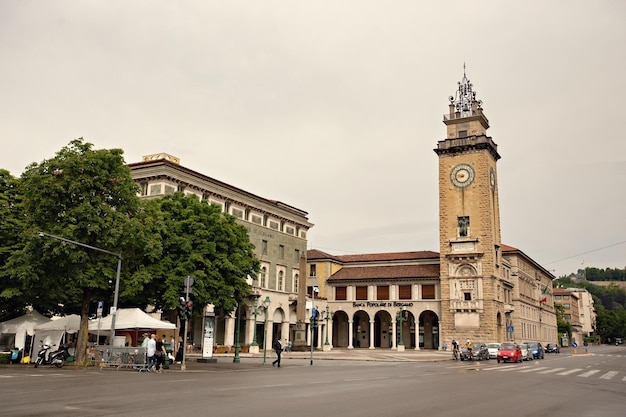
92, 346, 148, 371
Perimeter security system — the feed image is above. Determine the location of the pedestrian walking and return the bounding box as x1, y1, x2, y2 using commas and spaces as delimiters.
272, 339, 283, 367
147, 334, 157, 372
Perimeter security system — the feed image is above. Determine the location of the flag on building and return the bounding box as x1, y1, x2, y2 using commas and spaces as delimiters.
540, 286, 549, 304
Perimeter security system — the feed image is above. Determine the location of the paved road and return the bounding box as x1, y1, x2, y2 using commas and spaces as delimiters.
1, 345, 624, 417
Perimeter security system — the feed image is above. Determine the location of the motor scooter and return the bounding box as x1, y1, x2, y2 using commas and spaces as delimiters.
34, 342, 70, 368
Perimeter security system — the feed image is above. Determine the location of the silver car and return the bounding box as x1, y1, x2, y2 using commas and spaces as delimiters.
519, 343, 532, 361
486, 342, 501, 359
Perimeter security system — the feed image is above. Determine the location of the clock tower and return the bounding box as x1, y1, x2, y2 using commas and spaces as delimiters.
434, 69, 505, 343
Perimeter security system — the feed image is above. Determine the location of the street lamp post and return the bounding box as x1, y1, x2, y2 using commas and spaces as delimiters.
310, 286, 319, 365
181, 275, 194, 372
261, 296, 271, 365
233, 302, 242, 363
250, 296, 262, 347
38, 232, 122, 348
397, 308, 406, 351
324, 305, 332, 346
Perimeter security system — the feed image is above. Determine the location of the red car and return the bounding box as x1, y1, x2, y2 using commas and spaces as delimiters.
496, 342, 522, 363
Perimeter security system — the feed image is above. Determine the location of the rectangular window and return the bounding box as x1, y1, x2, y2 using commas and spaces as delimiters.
398, 285, 412, 300
458, 130, 467, 138
164, 185, 176, 195
149, 184, 162, 195
231, 208, 244, 219
251, 215, 263, 224
279, 245, 284, 259
285, 226, 295, 235
310, 264, 317, 277
261, 240, 268, 256
294, 249, 300, 262
335, 286, 347, 301
376, 286, 389, 300
356, 286, 368, 300
563, 303, 570, 309
422, 284, 436, 300
464, 292, 472, 301
269, 220, 279, 230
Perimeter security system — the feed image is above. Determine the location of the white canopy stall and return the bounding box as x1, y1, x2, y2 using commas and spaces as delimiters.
88, 308, 175, 347
32, 314, 81, 356
0, 310, 50, 352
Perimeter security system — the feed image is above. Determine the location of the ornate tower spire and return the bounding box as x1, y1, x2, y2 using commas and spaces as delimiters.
449, 64, 483, 117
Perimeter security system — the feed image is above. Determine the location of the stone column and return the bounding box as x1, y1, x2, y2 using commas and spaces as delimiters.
369, 320, 375, 349
224, 315, 235, 347
348, 319, 354, 349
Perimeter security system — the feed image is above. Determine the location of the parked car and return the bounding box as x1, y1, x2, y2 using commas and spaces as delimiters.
460, 342, 489, 361
496, 342, 522, 363
545, 343, 560, 353
524, 342, 545, 359
615, 338, 623, 345
519, 343, 532, 360
486, 342, 501, 359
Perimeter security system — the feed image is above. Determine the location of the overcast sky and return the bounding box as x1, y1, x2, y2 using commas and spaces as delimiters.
1, 1, 625, 277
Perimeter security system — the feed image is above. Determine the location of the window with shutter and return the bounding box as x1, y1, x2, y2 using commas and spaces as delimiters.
356, 286, 368, 300
422, 284, 436, 300
335, 286, 347, 301
377, 286, 389, 300
398, 285, 412, 300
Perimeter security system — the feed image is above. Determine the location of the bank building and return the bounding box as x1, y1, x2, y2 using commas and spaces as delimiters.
129, 70, 557, 354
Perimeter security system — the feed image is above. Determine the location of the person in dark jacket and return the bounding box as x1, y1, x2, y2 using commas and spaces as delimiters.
272, 339, 283, 367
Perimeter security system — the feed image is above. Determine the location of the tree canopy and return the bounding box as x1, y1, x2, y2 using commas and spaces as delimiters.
1, 139, 260, 363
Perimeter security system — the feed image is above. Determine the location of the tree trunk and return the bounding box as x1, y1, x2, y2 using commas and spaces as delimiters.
75, 288, 91, 364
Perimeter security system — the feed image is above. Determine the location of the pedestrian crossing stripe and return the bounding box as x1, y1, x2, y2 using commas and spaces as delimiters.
538, 367, 566, 374
600, 371, 618, 380
578, 370, 600, 377
519, 366, 549, 373
557, 368, 583, 375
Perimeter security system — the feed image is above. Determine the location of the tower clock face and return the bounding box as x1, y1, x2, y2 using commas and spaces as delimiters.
450, 164, 475, 188
489, 167, 496, 189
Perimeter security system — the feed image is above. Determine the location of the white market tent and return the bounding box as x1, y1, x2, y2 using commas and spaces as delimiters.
88, 308, 176, 331
33, 314, 81, 355
0, 310, 51, 351
89, 308, 175, 347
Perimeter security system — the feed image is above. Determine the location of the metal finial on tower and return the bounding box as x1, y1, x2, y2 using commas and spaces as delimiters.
448, 65, 482, 117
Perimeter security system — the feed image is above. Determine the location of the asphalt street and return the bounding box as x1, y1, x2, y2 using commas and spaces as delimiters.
1, 345, 624, 417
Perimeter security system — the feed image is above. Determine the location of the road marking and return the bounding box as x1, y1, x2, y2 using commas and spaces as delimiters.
557, 368, 583, 375
578, 370, 600, 378
494, 365, 521, 371
599, 371, 618, 380
538, 368, 566, 374
344, 376, 388, 382
519, 367, 549, 373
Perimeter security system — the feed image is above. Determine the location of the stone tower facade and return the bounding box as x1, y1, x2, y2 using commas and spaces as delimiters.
434, 70, 506, 344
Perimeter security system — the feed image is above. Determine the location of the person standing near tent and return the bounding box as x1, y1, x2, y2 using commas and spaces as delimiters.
147, 334, 157, 372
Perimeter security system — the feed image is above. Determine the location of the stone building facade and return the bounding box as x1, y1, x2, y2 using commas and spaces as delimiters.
128, 154, 313, 353
308, 71, 557, 349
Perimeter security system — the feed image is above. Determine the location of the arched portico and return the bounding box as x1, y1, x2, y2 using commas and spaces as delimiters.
352, 310, 370, 348
418, 310, 440, 349
374, 310, 393, 348
332, 311, 350, 347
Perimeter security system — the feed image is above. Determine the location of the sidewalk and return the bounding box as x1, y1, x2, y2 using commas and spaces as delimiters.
0, 348, 452, 373
166, 347, 452, 371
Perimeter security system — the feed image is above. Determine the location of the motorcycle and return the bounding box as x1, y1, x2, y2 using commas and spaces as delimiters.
34, 342, 70, 368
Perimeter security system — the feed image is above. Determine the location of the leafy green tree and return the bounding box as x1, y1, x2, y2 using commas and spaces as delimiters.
554, 303, 571, 338
4, 139, 141, 363
0, 170, 27, 320
127, 192, 260, 316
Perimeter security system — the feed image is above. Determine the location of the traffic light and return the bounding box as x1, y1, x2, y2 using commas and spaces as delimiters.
185, 300, 193, 321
